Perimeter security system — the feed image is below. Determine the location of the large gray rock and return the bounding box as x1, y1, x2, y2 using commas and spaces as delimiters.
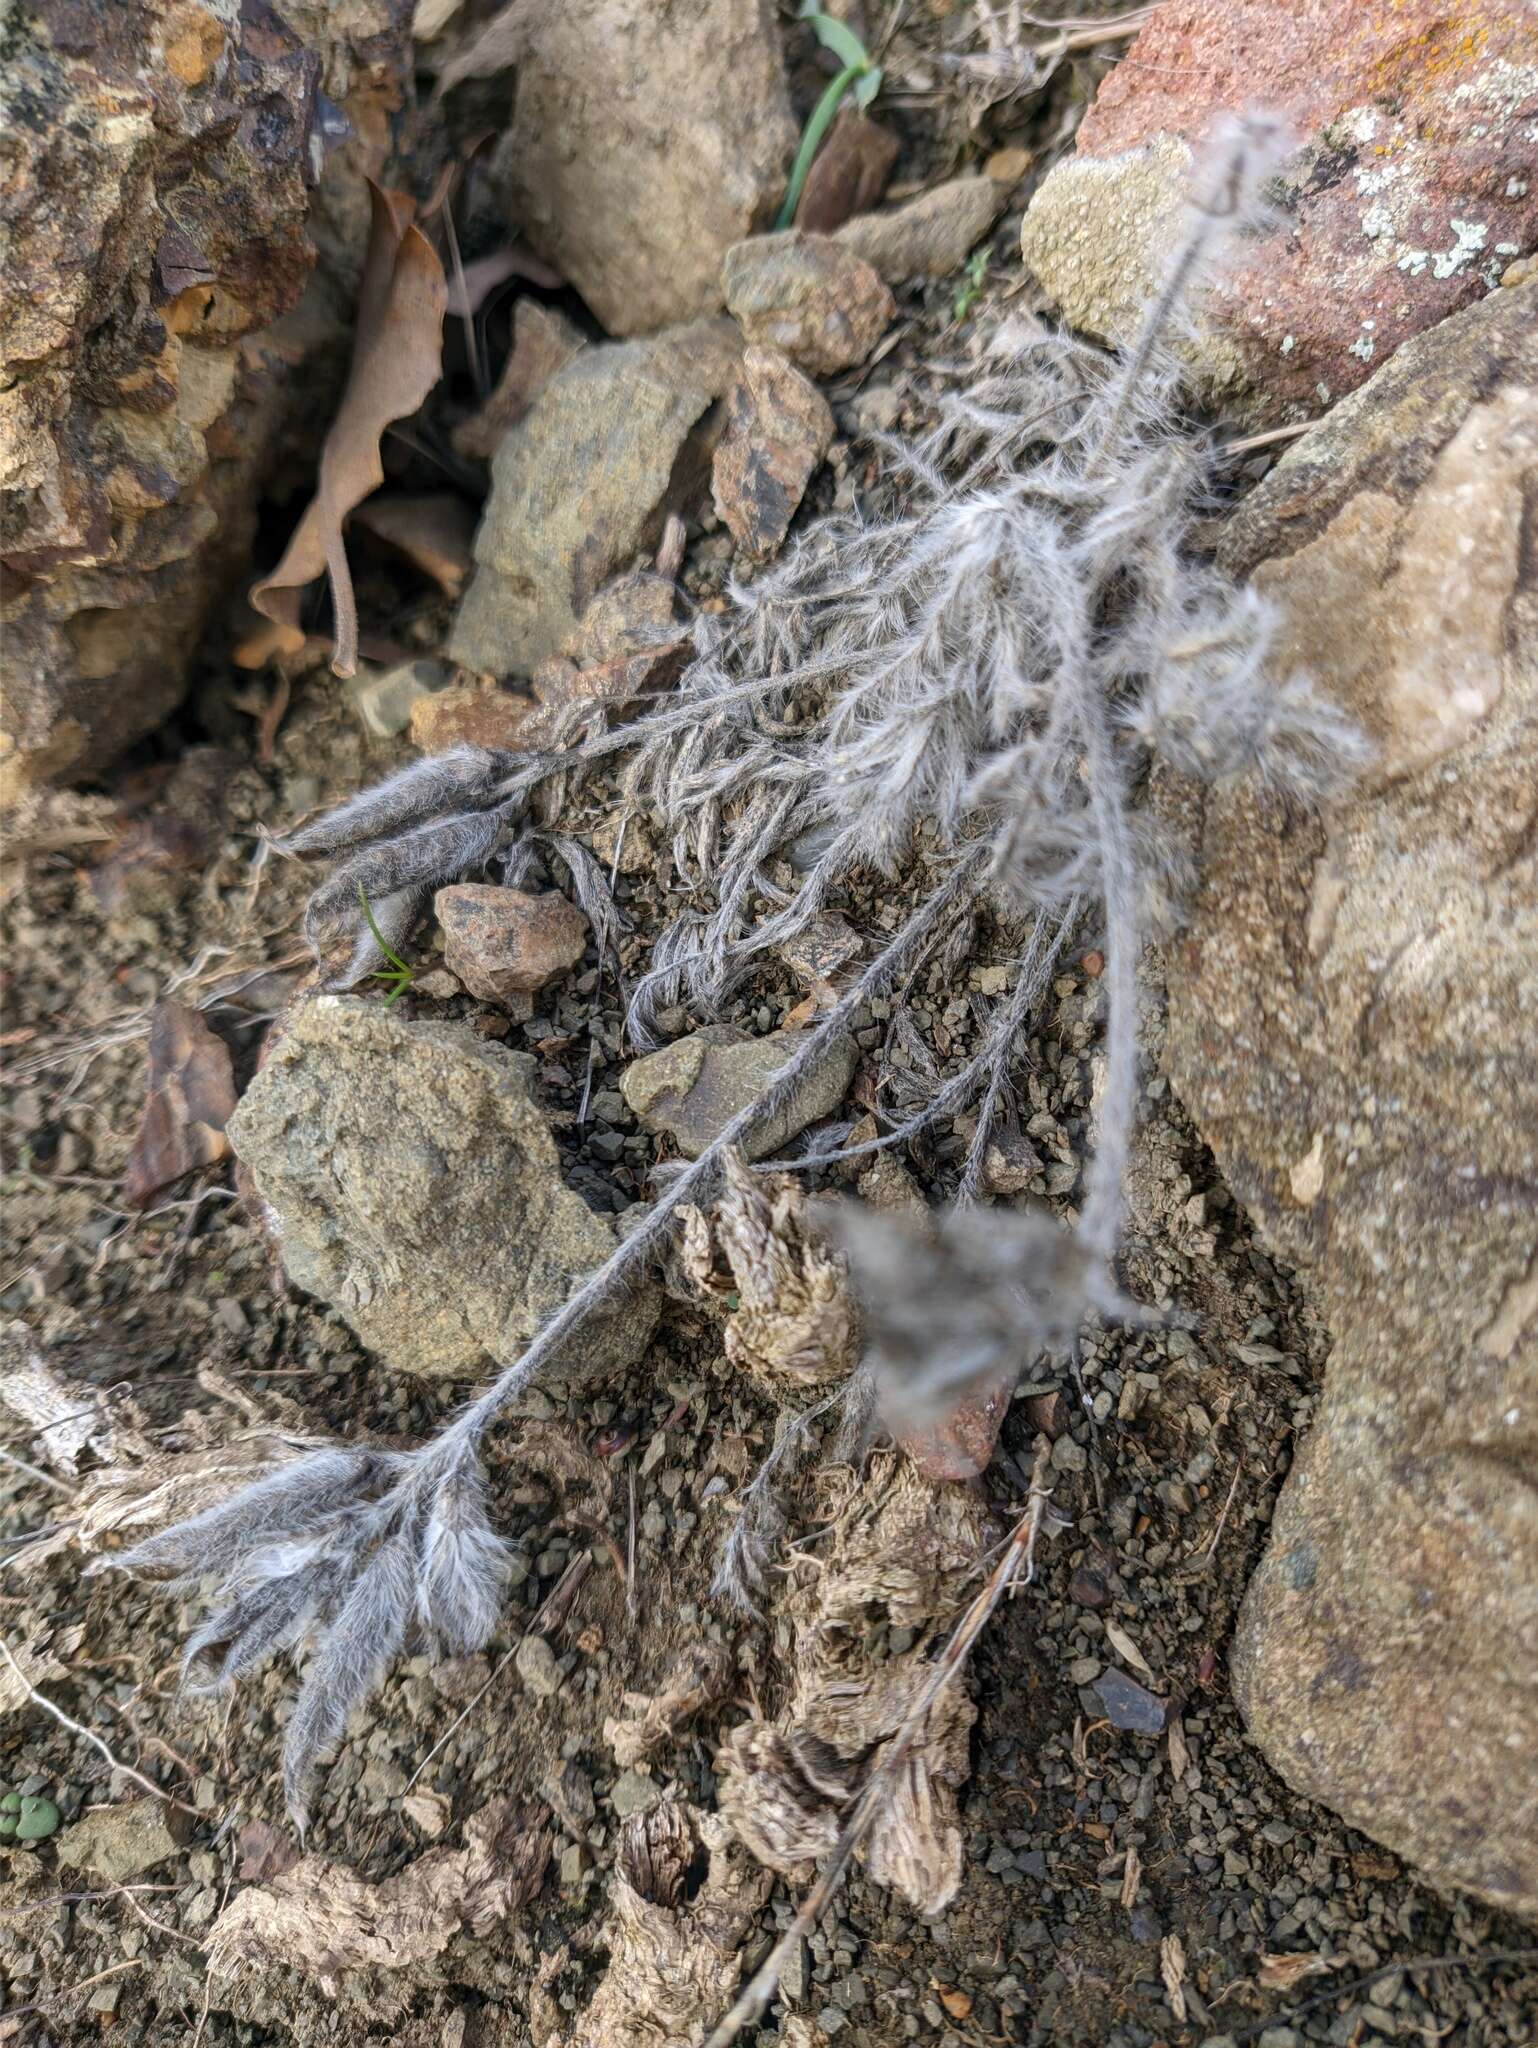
229, 998, 657, 1385
449, 320, 741, 677
1164, 284, 1538, 1918
489, 0, 795, 338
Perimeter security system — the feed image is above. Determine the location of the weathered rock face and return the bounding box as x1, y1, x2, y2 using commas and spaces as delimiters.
489, 0, 796, 338
228, 998, 658, 1385
835, 177, 1008, 285
1020, 0, 1538, 423
436, 883, 589, 1001
621, 1024, 858, 1162
449, 320, 741, 677
0, 0, 409, 806
711, 346, 834, 560
1163, 285, 1538, 1917
722, 232, 894, 378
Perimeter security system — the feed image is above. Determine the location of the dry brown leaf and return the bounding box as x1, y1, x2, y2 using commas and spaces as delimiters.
206, 1798, 549, 1990
445, 243, 563, 316
1168, 1713, 1191, 1778
1258, 1951, 1337, 1991
352, 491, 476, 596
1104, 1619, 1156, 1681
1160, 1931, 1188, 2021
123, 1002, 237, 1209
236, 1820, 300, 1884
250, 182, 447, 678
1120, 1842, 1142, 1908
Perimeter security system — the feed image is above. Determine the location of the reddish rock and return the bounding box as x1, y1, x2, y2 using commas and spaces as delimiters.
436, 884, 589, 1001
897, 1365, 1018, 1484
410, 684, 540, 755
723, 232, 894, 377
712, 347, 835, 559
1019, 0, 1538, 423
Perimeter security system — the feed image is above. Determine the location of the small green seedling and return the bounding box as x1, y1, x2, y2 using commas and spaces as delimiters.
0, 1789, 60, 1843
776, 4, 884, 230
357, 885, 415, 1007
952, 245, 989, 325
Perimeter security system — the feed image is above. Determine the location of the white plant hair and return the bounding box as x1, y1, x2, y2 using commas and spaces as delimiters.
100, 113, 1366, 1826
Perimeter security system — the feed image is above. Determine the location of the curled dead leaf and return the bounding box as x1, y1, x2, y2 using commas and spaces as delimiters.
1258, 1951, 1338, 1991
250, 182, 447, 678
604, 1641, 734, 1769
352, 491, 476, 597
123, 1002, 237, 1209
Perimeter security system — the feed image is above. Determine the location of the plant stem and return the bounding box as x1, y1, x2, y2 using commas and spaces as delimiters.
776, 64, 863, 229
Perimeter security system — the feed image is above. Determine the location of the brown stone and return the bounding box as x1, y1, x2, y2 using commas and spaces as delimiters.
621, 1024, 858, 1161
723, 233, 894, 377
410, 684, 540, 755
453, 300, 588, 463
437, 885, 589, 1002
1020, 0, 1538, 424
712, 347, 834, 559
795, 107, 900, 235
834, 178, 1009, 285
1164, 285, 1538, 1918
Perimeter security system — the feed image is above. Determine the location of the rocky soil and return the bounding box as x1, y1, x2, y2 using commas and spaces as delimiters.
1, 3, 1535, 2046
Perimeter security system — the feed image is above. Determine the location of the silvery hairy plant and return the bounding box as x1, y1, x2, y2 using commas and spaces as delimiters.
100, 113, 1366, 1826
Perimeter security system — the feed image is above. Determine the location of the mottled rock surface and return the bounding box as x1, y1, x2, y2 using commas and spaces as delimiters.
229, 998, 657, 1384
1164, 286, 1538, 1917
489, 0, 795, 337
711, 347, 834, 559
622, 1025, 858, 1161
449, 321, 740, 676
1020, 0, 1538, 422
0, 0, 409, 804
723, 233, 894, 377
437, 884, 588, 1001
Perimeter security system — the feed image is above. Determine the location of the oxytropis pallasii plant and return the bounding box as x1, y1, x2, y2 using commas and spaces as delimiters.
96, 114, 1367, 1829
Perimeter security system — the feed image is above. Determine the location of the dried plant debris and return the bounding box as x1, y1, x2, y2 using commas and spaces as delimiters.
122, 1000, 237, 1209
114, 116, 1367, 1820
0, 1322, 118, 1474
250, 182, 448, 678
604, 1641, 735, 1769
680, 1147, 856, 1389
205, 1797, 549, 1991
718, 1454, 991, 1916
569, 1800, 773, 2048
0, 1621, 87, 1716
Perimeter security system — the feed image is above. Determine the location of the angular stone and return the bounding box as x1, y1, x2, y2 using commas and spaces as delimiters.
1093, 1669, 1167, 1736
712, 347, 834, 559
1165, 285, 1538, 1918
723, 233, 894, 377
1019, 0, 1538, 424
515, 1633, 563, 1699
489, 0, 795, 337
57, 1797, 190, 1883
437, 883, 588, 1001
795, 107, 899, 235
622, 1024, 858, 1161
228, 997, 658, 1384
453, 299, 589, 462
835, 178, 1009, 284
449, 320, 741, 676
409, 682, 540, 755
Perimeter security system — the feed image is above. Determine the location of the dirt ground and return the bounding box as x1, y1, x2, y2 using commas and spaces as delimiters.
2, 8, 1536, 2044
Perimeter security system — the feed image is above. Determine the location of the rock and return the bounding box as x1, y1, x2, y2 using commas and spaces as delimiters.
348, 659, 450, 740
0, 0, 409, 807
796, 108, 900, 235
1094, 1669, 1168, 1736
409, 682, 540, 754
834, 178, 1009, 284
565, 569, 679, 668
515, 1634, 563, 1699
1019, 0, 1538, 423
57, 1797, 190, 1882
608, 1769, 663, 1820
450, 320, 741, 676
723, 233, 894, 377
1163, 285, 1538, 1917
227, 996, 658, 1384
622, 1025, 858, 1162
488, 0, 795, 337
437, 884, 589, 1001
453, 300, 589, 462
711, 347, 835, 559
